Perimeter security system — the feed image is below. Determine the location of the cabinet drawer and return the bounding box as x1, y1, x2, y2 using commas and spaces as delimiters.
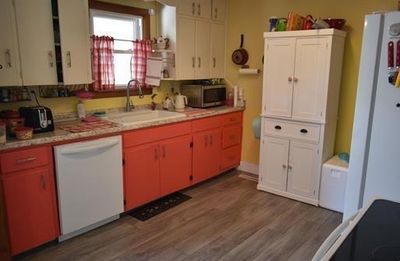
222, 112, 242, 126
192, 115, 222, 132
124, 121, 191, 148
1, 147, 50, 174
221, 145, 241, 170
222, 125, 241, 148
264, 119, 320, 143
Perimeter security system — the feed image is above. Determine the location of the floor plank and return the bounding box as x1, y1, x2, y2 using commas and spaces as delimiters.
18, 171, 341, 261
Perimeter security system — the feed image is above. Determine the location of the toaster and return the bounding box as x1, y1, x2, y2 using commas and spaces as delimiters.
19, 106, 55, 133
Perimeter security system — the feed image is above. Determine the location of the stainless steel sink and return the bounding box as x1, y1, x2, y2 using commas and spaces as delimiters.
108, 110, 186, 126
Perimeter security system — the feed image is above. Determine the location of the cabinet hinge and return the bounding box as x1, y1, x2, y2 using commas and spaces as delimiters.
122, 159, 125, 165
190, 141, 193, 148
317, 149, 320, 155
123, 199, 126, 206
189, 175, 193, 181
320, 111, 323, 117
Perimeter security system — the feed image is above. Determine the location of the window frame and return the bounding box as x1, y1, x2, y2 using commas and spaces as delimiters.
88, 0, 152, 98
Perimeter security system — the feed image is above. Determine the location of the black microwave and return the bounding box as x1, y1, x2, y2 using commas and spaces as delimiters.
180, 84, 226, 108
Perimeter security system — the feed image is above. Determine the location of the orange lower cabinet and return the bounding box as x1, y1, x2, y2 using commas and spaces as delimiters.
159, 135, 192, 196
2, 166, 59, 255
221, 145, 241, 171
193, 128, 221, 183
124, 143, 161, 211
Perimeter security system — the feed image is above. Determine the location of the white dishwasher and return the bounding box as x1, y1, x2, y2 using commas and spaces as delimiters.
54, 135, 124, 241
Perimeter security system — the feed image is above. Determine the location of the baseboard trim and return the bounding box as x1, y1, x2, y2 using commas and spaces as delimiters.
238, 161, 259, 175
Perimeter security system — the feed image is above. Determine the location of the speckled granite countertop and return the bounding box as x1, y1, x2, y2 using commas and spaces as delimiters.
0, 106, 244, 152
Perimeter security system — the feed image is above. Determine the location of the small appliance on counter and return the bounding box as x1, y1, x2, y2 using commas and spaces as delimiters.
19, 90, 54, 133
19, 106, 54, 133
180, 84, 226, 108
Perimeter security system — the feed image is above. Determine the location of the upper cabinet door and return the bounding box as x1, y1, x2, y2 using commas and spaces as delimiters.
177, 0, 211, 19
195, 20, 211, 79
0, 0, 21, 86
210, 23, 225, 78
211, 0, 226, 22
177, 17, 196, 79
177, 0, 197, 17
196, 0, 211, 19
263, 38, 296, 118
58, 0, 92, 84
14, 0, 57, 86
292, 38, 329, 122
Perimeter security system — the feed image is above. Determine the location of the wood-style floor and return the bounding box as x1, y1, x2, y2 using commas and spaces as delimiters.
18, 171, 341, 261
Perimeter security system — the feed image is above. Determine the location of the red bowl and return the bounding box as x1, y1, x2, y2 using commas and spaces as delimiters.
323, 18, 346, 30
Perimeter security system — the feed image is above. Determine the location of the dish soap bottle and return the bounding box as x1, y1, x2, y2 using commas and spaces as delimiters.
77, 99, 86, 119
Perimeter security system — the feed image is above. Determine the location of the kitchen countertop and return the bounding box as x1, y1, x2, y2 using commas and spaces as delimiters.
0, 106, 244, 152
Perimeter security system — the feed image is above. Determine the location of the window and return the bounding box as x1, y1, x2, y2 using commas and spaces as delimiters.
90, 10, 143, 87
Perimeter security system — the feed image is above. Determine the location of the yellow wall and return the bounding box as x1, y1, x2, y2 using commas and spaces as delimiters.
225, 0, 397, 165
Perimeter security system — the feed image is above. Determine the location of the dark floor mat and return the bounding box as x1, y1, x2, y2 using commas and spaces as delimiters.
128, 192, 192, 221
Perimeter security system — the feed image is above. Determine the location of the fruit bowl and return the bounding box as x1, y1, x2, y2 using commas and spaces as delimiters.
323, 18, 346, 30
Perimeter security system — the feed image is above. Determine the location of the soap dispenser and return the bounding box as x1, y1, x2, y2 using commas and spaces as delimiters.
77, 99, 86, 119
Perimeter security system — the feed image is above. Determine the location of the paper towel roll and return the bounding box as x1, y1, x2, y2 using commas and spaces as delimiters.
239, 68, 260, 75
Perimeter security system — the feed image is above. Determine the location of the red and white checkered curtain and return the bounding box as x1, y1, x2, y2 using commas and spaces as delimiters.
131, 40, 152, 87
91, 36, 115, 91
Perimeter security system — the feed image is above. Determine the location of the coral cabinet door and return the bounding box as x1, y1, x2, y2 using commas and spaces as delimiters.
193, 128, 221, 183
2, 166, 59, 255
159, 135, 192, 196
124, 142, 160, 211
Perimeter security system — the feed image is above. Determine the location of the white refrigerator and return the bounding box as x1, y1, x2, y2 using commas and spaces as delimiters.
344, 11, 400, 219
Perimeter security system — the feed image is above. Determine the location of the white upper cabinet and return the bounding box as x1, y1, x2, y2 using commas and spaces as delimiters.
0, 0, 21, 86
195, 20, 211, 79
211, 0, 225, 22
176, 17, 210, 79
160, 0, 225, 80
1, 0, 92, 86
58, 0, 92, 84
14, 0, 57, 86
210, 23, 225, 78
262, 30, 346, 123
291, 38, 329, 122
263, 38, 296, 118
178, 0, 211, 19
176, 17, 196, 79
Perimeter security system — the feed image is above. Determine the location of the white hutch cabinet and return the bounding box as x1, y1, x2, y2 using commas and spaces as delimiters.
258, 29, 346, 205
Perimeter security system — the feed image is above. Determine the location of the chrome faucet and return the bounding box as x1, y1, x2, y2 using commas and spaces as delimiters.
126, 79, 144, 112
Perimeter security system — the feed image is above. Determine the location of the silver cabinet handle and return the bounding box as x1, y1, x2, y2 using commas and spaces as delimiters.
293, 77, 298, 83
198, 57, 201, 68
215, 8, 218, 19
40, 175, 47, 190
288, 165, 293, 170
213, 57, 216, 68
66, 51, 72, 68
192, 57, 195, 68
162, 146, 166, 158
5, 49, 11, 68
197, 3, 201, 16
204, 135, 208, 147
16, 157, 37, 164
192, 2, 195, 15
282, 164, 287, 169
48, 51, 54, 67
288, 76, 293, 82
